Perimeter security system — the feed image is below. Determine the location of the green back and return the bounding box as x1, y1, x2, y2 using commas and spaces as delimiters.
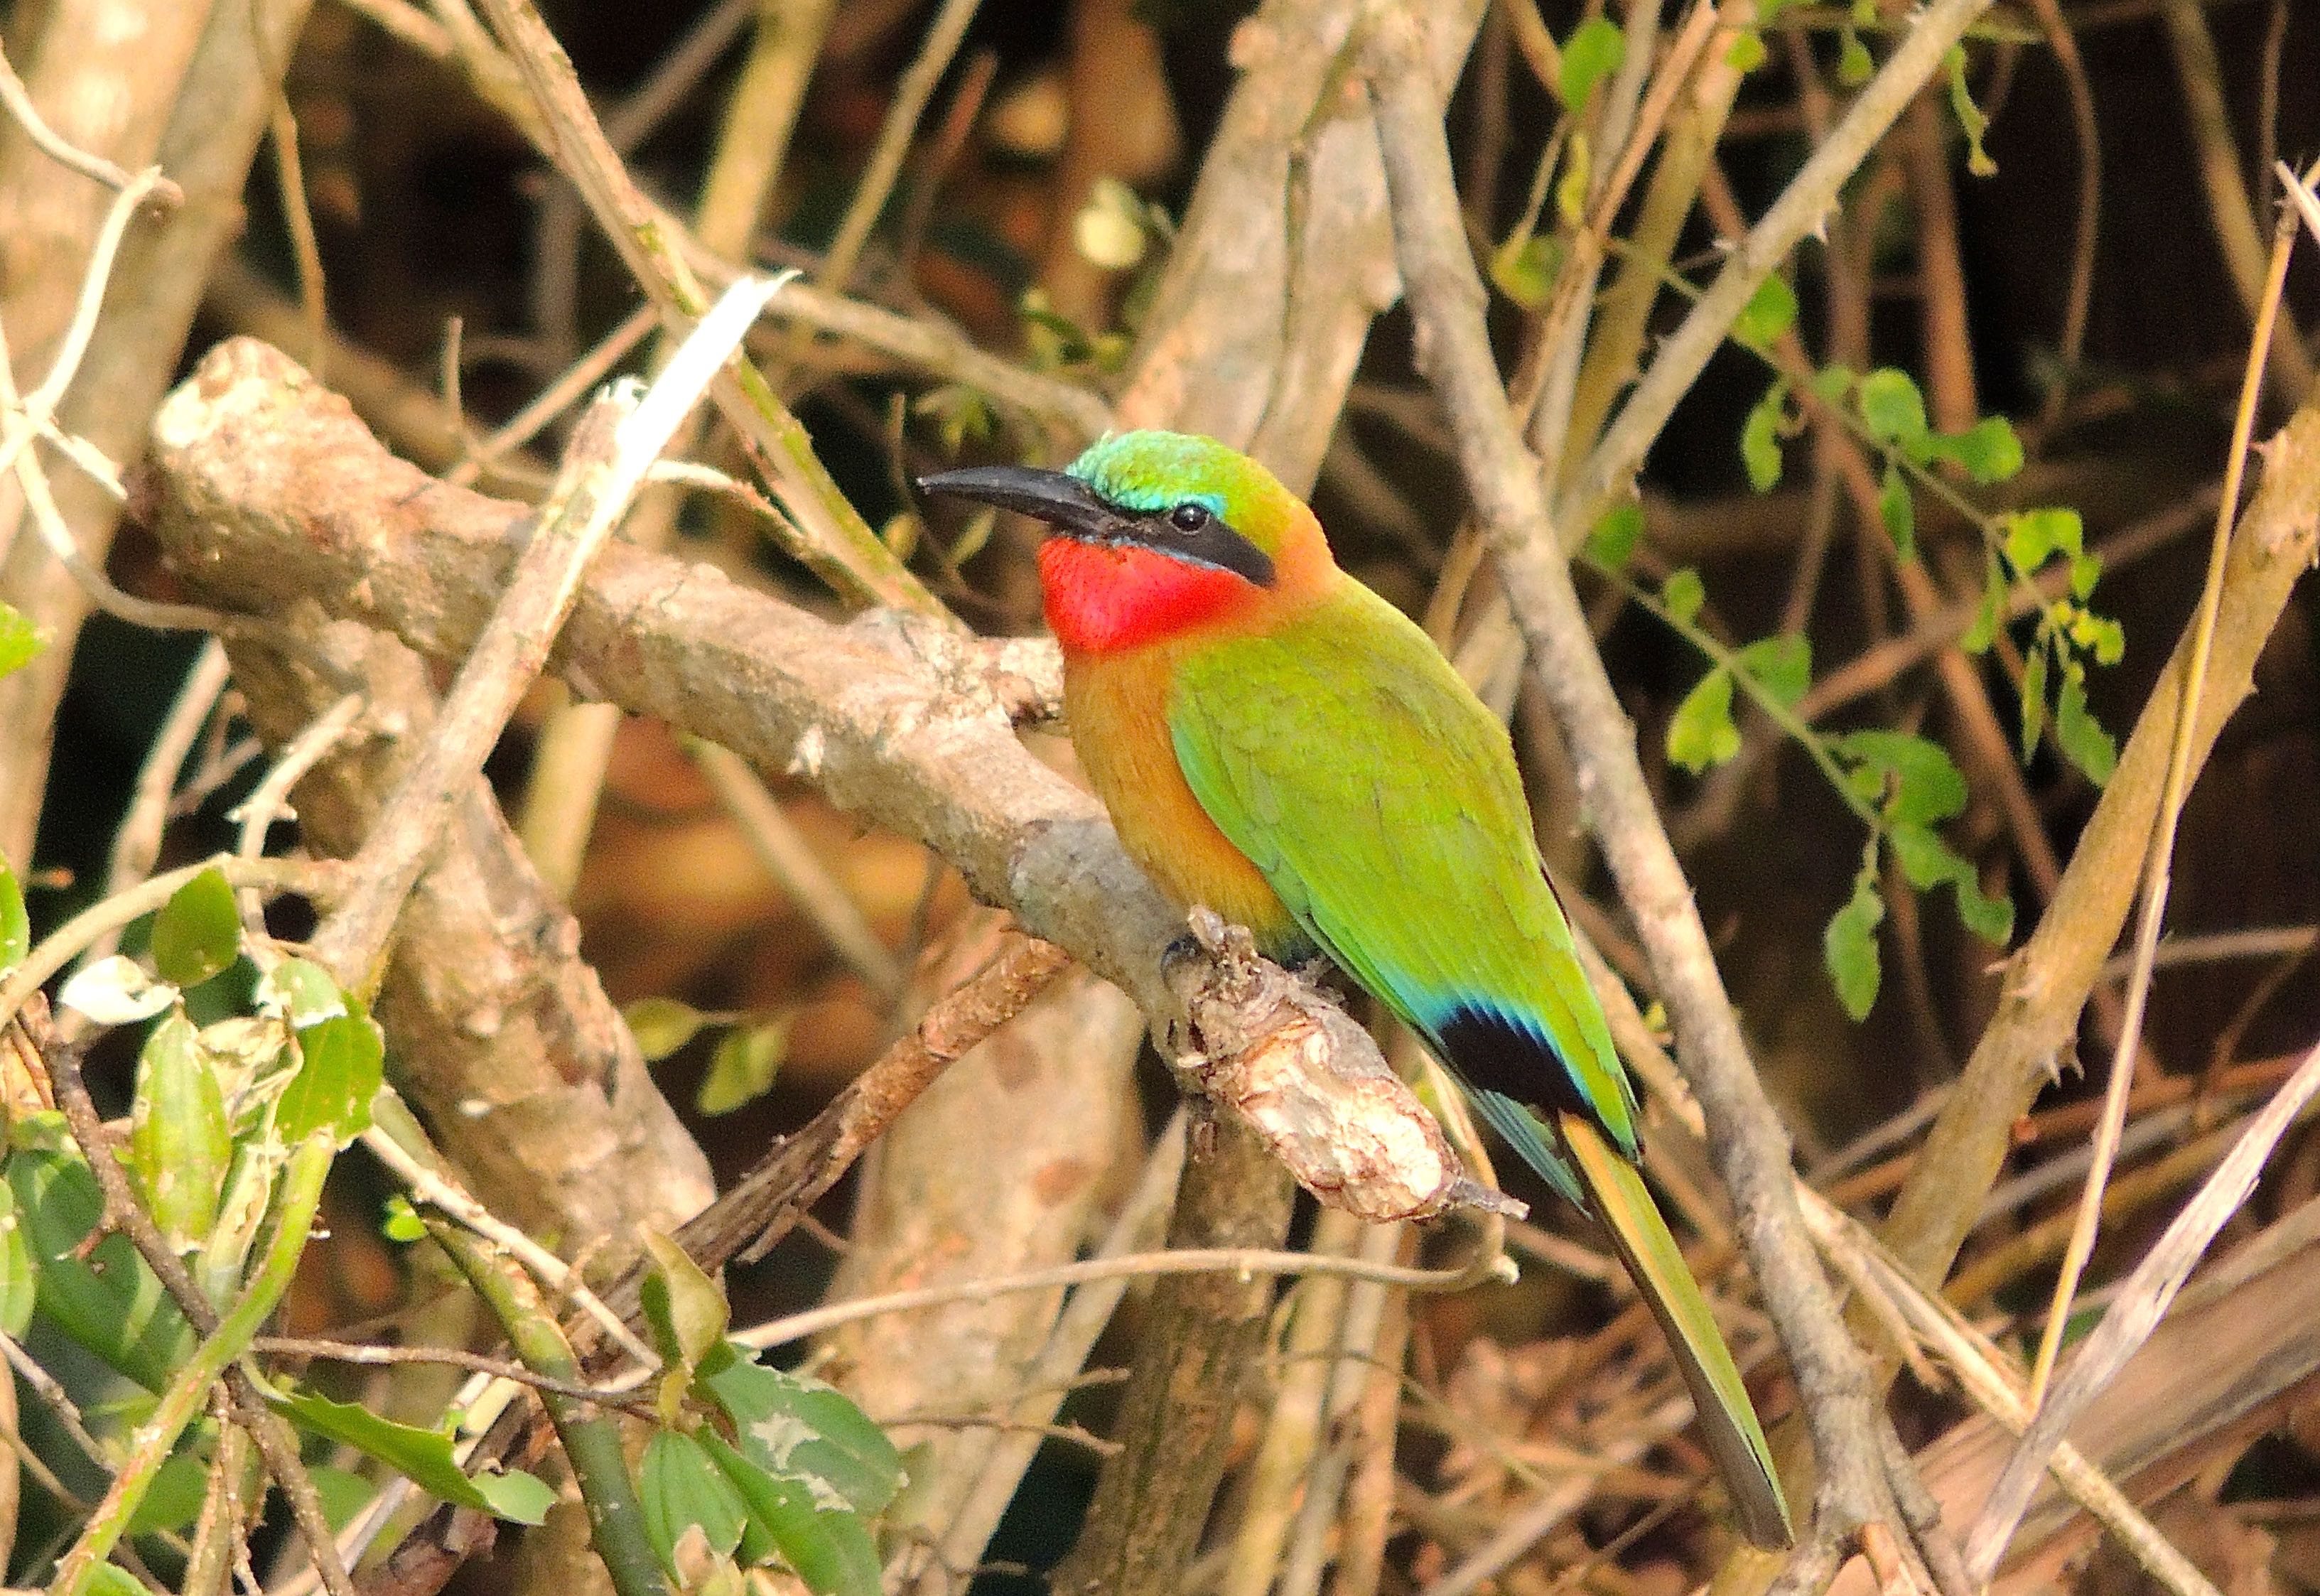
1165, 578, 1641, 1158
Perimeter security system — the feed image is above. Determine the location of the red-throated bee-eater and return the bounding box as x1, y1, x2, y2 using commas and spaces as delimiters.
922, 430, 1792, 1548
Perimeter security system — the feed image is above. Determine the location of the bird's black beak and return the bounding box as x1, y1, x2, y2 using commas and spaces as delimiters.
917, 465, 1118, 541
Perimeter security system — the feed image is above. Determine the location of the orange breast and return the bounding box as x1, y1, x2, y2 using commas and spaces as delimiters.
1063, 643, 1300, 949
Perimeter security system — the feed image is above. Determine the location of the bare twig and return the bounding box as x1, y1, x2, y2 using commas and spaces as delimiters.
2024, 202, 2303, 1405
1965, 1036, 2320, 1577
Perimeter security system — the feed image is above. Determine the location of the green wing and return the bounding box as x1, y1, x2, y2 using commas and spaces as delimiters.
1165, 580, 1639, 1158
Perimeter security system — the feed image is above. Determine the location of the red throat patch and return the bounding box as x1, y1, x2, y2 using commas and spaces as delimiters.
1037, 537, 1256, 654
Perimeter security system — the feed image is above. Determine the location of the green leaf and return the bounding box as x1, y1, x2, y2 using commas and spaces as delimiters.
2071, 607, 2125, 666
382, 1194, 426, 1243
1946, 44, 1997, 176
1858, 368, 1928, 446
0, 600, 43, 681
0, 858, 26, 979
2019, 644, 2049, 760
2069, 552, 2102, 600
1877, 462, 1916, 561
698, 1430, 882, 1596
2002, 507, 2083, 574
1734, 274, 1798, 351
1666, 669, 1742, 774
308, 1465, 379, 1532
1808, 364, 1857, 404
2055, 664, 2117, 785
1838, 26, 1873, 85
1725, 28, 1766, 72
1926, 416, 2024, 484
1741, 379, 1788, 491
1824, 876, 1886, 1021
1955, 872, 2015, 944
1734, 634, 1812, 710
1838, 731, 1969, 824
641, 1430, 751, 1570
0, 1182, 36, 1337
698, 1018, 789, 1116
1661, 568, 1706, 627
624, 997, 708, 1064
706, 1357, 903, 1519
151, 867, 242, 988
81, 1566, 144, 1596
1489, 235, 1561, 310
128, 1451, 212, 1536
1555, 134, 1591, 226
257, 957, 347, 1028
1560, 16, 1626, 109
1962, 549, 2005, 654
9, 1148, 194, 1390
641, 1232, 731, 1381
1887, 822, 1961, 893
276, 1010, 384, 1146
129, 1012, 232, 1251
272, 1388, 555, 1524
1585, 503, 1645, 573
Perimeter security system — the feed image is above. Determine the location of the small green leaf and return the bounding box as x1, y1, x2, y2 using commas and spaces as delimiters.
129, 1451, 212, 1536
1667, 669, 1742, 774
1838, 27, 1874, 85
1838, 731, 1969, 824
1725, 28, 1766, 72
2055, 664, 2117, 785
2002, 507, 2083, 574
308, 1466, 379, 1532
698, 1431, 881, 1596
707, 1357, 904, 1519
9, 1148, 194, 1390
1926, 416, 2024, 484
0, 1183, 36, 1337
1858, 369, 1928, 446
81, 1566, 144, 1596
0, 858, 25, 978
2019, 644, 2049, 760
1742, 379, 1788, 492
1955, 872, 2015, 944
151, 867, 242, 988
1560, 16, 1626, 109
129, 1012, 232, 1251
641, 1231, 731, 1379
1734, 275, 1798, 351
1808, 364, 1857, 404
1946, 44, 1997, 176
257, 957, 347, 1028
381, 1194, 426, 1243
1661, 568, 1706, 627
0, 601, 43, 681
1490, 235, 1561, 310
625, 997, 708, 1063
1962, 550, 2005, 654
642, 1430, 751, 1570
2071, 608, 2125, 666
1585, 503, 1644, 572
2069, 552, 2102, 600
273, 1388, 554, 1524
1824, 875, 1886, 1020
276, 1010, 384, 1146
698, 1018, 789, 1116
1887, 822, 1960, 893
1734, 634, 1812, 710
1877, 462, 1916, 560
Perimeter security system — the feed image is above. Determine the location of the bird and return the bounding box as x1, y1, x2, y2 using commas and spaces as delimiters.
920, 429, 1792, 1548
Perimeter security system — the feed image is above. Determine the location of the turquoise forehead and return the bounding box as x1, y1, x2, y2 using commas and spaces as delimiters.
1067, 430, 1251, 518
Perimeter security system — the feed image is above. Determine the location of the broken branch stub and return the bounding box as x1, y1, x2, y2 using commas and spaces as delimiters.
1165, 909, 1523, 1224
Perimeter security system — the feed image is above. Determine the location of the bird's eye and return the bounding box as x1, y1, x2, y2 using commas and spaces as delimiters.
1168, 502, 1212, 532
